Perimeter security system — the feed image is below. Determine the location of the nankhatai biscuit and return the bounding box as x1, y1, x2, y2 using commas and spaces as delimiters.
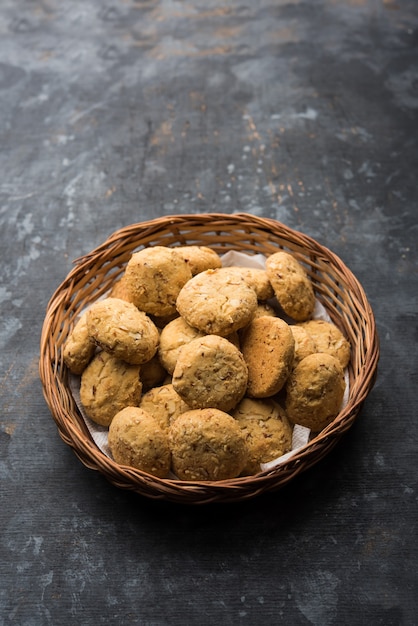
86, 297, 159, 365
174, 245, 222, 275
285, 352, 346, 432
265, 250, 315, 321
224, 266, 274, 301
139, 383, 190, 431
108, 275, 133, 302
139, 353, 167, 392
289, 324, 317, 367
176, 267, 258, 336
172, 334, 248, 412
158, 317, 206, 375
108, 406, 171, 478
124, 246, 192, 317
298, 319, 351, 368
169, 408, 248, 481
158, 317, 240, 375
232, 397, 292, 475
63, 311, 96, 375
240, 316, 295, 398
79, 351, 142, 427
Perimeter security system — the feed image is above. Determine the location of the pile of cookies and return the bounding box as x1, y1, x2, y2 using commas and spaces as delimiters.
63, 245, 350, 481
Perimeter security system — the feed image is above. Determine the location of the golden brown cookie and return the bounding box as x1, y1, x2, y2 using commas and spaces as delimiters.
265, 250, 315, 321
298, 319, 351, 368
176, 267, 258, 336
251, 302, 277, 320
169, 408, 248, 481
232, 397, 293, 475
240, 316, 295, 398
289, 324, 317, 367
224, 266, 274, 301
108, 406, 171, 478
123, 246, 192, 317
158, 317, 206, 375
172, 334, 248, 412
139, 353, 167, 392
63, 311, 96, 375
139, 383, 190, 431
174, 245, 222, 275
285, 352, 346, 432
79, 351, 142, 427
108, 275, 134, 302
86, 297, 159, 365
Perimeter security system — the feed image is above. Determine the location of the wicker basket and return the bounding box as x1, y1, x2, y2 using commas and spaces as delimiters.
39, 213, 379, 504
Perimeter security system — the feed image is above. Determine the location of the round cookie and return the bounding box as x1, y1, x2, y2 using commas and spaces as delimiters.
176, 267, 258, 336
80, 351, 142, 427
139, 383, 190, 431
63, 311, 96, 375
224, 266, 274, 301
86, 297, 159, 365
298, 319, 351, 368
139, 353, 167, 392
150, 312, 180, 330
232, 397, 293, 475
158, 316, 241, 375
251, 302, 277, 320
289, 324, 317, 367
265, 250, 315, 321
108, 407, 171, 478
108, 275, 134, 302
240, 316, 295, 398
169, 408, 248, 481
123, 246, 192, 317
174, 245, 222, 275
285, 352, 346, 432
172, 334, 248, 412
158, 316, 206, 375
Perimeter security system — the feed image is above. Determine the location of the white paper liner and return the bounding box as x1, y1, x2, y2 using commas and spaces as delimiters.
68, 250, 350, 474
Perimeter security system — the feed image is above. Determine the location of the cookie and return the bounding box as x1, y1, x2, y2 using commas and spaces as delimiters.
158, 316, 206, 375
169, 408, 248, 481
139, 383, 190, 431
298, 319, 351, 368
172, 334, 248, 412
108, 406, 171, 478
123, 246, 192, 317
265, 250, 315, 321
251, 302, 277, 320
176, 267, 258, 336
174, 245, 222, 275
285, 352, 346, 432
289, 324, 317, 367
108, 275, 134, 302
240, 316, 295, 398
86, 297, 159, 365
225, 266, 274, 301
63, 311, 96, 375
232, 397, 292, 475
139, 353, 167, 392
79, 351, 142, 427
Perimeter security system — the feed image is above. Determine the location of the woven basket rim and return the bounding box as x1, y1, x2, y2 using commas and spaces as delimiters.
39, 213, 379, 504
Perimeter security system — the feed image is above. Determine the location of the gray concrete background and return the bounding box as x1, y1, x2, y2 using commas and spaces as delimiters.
1, 1, 417, 625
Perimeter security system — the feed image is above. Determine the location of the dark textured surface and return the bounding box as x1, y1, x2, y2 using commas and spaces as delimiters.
1, 1, 417, 624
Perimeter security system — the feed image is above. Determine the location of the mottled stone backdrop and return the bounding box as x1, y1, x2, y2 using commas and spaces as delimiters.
1, 1, 417, 625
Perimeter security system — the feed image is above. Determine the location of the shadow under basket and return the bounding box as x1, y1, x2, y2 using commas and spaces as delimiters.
39, 213, 379, 504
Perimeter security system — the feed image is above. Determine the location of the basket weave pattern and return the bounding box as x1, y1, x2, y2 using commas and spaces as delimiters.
39, 213, 379, 504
